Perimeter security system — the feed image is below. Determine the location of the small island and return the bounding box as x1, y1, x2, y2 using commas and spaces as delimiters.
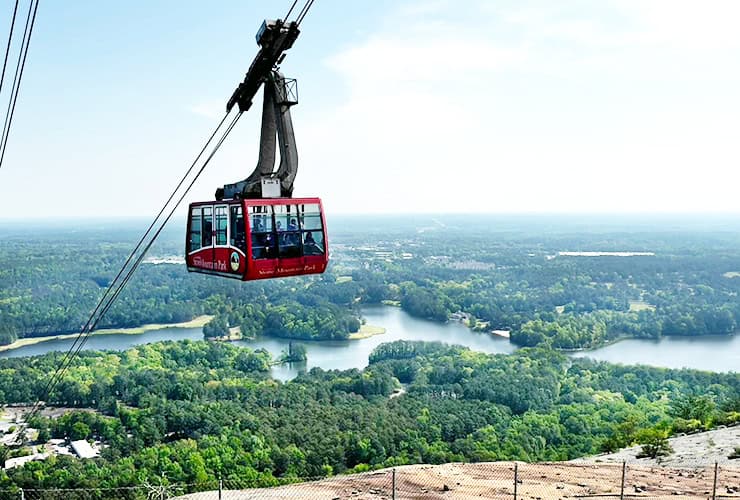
280, 341, 307, 362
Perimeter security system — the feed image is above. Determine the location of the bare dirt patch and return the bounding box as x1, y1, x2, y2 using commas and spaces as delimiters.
176, 461, 740, 499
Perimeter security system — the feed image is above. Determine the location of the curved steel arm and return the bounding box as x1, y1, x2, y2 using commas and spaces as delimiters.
217, 70, 298, 200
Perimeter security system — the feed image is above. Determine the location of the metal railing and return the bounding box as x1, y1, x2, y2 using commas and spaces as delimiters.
0, 461, 738, 499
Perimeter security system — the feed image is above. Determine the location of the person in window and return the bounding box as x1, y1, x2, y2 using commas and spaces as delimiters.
276, 221, 283, 231
202, 220, 212, 247
303, 231, 323, 255
253, 217, 264, 233
234, 220, 246, 251
254, 232, 275, 259
288, 218, 298, 231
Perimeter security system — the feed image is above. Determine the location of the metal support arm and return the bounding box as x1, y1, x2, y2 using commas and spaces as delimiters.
215, 18, 301, 200
216, 70, 298, 200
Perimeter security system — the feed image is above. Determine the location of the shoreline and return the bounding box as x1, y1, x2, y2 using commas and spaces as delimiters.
0, 315, 214, 353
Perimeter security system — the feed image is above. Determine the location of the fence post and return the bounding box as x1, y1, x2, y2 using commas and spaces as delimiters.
513, 463, 518, 500
620, 461, 626, 500
712, 462, 718, 500
218, 475, 223, 500
392, 468, 396, 500
18, 488, 24, 500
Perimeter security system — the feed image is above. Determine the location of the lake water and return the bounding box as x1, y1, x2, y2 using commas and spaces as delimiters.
1, 306, 737, 379
570, 334, 740, 372
234, 305, 517, 380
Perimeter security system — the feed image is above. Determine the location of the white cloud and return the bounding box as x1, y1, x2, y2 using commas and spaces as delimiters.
299, 0, 740, 214
617, 0, 740, 50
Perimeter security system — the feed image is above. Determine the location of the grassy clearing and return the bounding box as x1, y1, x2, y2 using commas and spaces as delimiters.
336, 276, 353, 284
381, 300, 401, 307
348, 324, 386, 340
628, 300, 655, 312
0, 315, 214, 353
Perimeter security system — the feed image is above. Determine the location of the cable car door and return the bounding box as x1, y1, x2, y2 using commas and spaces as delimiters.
248, 204, 278, 279
187, 205, 218, 274
208, 204, 230, 275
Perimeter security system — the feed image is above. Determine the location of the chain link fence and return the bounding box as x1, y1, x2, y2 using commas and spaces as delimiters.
1, 462, 739, 499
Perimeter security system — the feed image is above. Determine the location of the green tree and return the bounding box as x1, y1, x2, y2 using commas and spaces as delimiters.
636, 427, 673, 459
203, 316, 229, 339
282, 342, 307, 362
70, 422, 91, 441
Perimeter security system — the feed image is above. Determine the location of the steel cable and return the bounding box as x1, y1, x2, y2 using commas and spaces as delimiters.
0, 0, 39, 171
26, 111, 242, 422
0, 0, 20, 96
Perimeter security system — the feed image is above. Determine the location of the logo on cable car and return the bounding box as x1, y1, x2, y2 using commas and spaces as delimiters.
230, 252, 240, 271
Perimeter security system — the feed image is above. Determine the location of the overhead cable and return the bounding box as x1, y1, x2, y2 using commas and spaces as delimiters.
0, 0, 39, 172
27, 110, 242, 422
296, 0, 316, 26
283, 0, 299, 22
0, 0, 20, 96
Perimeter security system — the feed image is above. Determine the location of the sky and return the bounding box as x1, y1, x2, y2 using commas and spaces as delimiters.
0, 0, 739, 218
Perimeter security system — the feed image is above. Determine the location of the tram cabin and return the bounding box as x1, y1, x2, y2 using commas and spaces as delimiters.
186, 198, 328, 281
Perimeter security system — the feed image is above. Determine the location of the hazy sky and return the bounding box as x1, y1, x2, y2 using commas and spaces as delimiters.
1, 0, 739, 218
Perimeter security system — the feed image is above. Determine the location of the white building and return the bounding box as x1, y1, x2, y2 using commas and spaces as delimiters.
70, 440, 99, 459
4, 452, 49, 470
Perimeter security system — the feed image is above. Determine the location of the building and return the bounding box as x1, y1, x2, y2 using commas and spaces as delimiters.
70, 440, 99, 459
3, 452, 49, 470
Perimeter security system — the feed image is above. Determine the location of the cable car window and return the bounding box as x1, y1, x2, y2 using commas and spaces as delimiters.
252, 232, 276, 260
249, 205, 272, 233
202, 207, 213, 248
279, 232, 301, 258
215, 206, 228, 246
299, 203, 323, 231
190, 207, 202, 252
230, 205, 245, 250
249, 205, 274, 259
275, 204, 301, 258
274, 204, 300, 232
303, 231, 325, 255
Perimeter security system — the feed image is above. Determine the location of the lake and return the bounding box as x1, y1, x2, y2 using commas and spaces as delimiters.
1, 306, 737, 379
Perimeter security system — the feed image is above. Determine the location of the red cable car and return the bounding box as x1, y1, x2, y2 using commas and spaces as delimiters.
186, 197, 327, 281
186, 18, 329, 281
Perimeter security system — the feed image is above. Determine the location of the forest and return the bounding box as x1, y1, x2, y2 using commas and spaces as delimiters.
1, 217, 739, 349
0, 217, 739, 493
0, 340, 738, 491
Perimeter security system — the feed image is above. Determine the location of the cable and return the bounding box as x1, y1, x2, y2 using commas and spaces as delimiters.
84, 113, 242, 345
27, 112, 233, 420
295, 0, 311, 25
80, 117, 243, 342
283, 0, 299, 22
26, 111, 242, 422
0, 0, 39, 171
296, 0, 316, 26
0, 0, 20, 96
27, 111, 238, 421
52, 113, 243, 409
